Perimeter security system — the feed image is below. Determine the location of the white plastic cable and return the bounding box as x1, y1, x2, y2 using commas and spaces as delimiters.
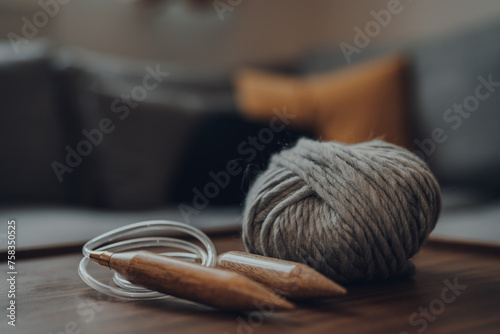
78, 220, 217, 299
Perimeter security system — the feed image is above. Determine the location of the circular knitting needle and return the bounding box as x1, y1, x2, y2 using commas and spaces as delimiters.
89, 250, 294, 311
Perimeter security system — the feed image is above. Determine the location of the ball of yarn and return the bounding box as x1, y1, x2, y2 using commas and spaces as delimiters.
242, 139, 441, 284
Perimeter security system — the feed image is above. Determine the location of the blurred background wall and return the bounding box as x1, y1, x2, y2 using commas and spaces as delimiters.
2, 0, 500, 69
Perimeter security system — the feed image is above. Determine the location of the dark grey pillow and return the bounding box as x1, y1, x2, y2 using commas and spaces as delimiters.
53, 47, 234, 209
0, 40, 68, 203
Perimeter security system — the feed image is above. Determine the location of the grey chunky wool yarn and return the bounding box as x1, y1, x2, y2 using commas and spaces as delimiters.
242, 139, 441, 284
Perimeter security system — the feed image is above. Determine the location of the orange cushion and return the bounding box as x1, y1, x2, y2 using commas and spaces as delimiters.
235, 54, 411, 148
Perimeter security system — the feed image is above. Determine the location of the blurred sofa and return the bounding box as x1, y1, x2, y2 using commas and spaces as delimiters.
0, 40, 304, 212
1, 21, 500, 246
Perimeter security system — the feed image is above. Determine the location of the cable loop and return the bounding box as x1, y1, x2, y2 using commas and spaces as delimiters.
78, 220, 217, 299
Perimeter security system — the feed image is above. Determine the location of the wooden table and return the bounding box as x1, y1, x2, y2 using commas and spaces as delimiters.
1, 232, 499, 334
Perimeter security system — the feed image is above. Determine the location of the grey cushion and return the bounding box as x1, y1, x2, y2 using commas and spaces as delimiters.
0, 40, 68, 203
54, 47, 235, 209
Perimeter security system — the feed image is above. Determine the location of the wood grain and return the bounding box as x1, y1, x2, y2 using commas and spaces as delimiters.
217, 251, 346, 299
1, 233, 499, 334
90, 250, 293, 311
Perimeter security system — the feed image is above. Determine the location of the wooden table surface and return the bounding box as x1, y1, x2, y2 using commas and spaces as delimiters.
1, 232, 499, 334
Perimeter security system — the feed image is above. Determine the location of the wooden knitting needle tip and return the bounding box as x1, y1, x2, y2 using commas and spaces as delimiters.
89, 250, 294, 311
217, 251, 347, 300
